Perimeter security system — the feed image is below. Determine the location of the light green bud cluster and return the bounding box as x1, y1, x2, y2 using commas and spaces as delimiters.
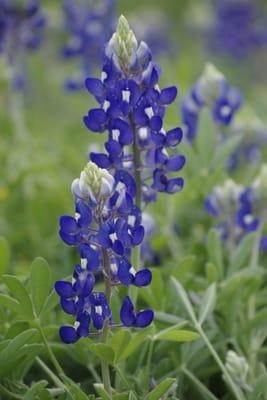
197, 63, 225, 105
225, 350, 249, 388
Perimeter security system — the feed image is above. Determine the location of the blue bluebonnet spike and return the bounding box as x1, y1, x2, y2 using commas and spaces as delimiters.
181, 63, 242, 142
209, 0, 267, 60
84, 15, 185, 204
62, 0, 115, 90
0, 0, 46, 89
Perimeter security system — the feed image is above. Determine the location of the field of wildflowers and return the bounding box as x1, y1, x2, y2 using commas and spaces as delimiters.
1, 1, 267, 399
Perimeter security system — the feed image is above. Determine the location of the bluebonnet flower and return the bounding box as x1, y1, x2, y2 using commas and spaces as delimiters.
205, 179, 245, 244
56, 161, 153, 343
236, 165, 267, 249
209, 0, 267, 60
62, 0, 115, 90
181, 63, 242, 142
0, 0, 46, 89
84, 16, 185, 204
226, 113, 267, 170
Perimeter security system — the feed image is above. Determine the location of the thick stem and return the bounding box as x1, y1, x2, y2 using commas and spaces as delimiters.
100, 248, 112, 395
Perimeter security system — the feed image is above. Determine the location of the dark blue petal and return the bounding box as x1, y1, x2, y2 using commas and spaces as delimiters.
91, 309, 105, 330
112, 240, 124, 255
90, 152, 110, 168
85, 77, 104, 97
131, 225, 145, 246
166, 127, 183, 147
60, 216, 78, 234
134, 269, 152, 287
120, 296, 135, 326
59, 230, 79, 246
118, 258, 133, 285
135, 309, 154, 327
59, 326, 78, 344
76, 201, 92, 228
166, 155, 186, 172
83, 109, 106, 132
150, 116, 162, 131
166, 177, 184, 194
55, 281, 73, 298
60, 298, 76, 314
160, 86, 177, 104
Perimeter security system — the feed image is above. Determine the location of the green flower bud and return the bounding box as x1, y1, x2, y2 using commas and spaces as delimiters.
225, 350, 249, 387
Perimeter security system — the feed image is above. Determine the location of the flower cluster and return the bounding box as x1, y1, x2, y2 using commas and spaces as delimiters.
0, 0, 45, 89
84, 16, 185, 204
236, 165, 267, 249
62, 0, 115, 90
227, 113, 267, 170
209, 0, 267, 60
55, 161, 153, 343
181, 63, 242, 142
205, 166, 267, 250
205, 179, 245, 244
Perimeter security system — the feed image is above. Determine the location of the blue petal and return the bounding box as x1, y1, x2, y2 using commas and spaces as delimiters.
166, 127, 183, 147
150, 116, 162, 131
76, 201, 92, 228
85, 77, 104, 97
120, 296, 135, 326
90, 152, 110, 168
83, 109, 106, 132
166, 177, 184, 194
160, 86, 177, 104
60, 216, 78, 234
59, 230, 79, 246
118, 258, 133, 285
135, 309, 154, 327
131, 225, 145, 246
60, 298, 76, 315
59, 326, 78, 344
166, 155, 186, 172
55, 281, 73, 297
134, 269, 152, 287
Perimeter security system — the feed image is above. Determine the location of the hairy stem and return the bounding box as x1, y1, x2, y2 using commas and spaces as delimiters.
100, 248, 112, 395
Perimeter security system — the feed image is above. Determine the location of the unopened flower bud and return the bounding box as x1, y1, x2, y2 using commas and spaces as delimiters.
225, 350, 249, 387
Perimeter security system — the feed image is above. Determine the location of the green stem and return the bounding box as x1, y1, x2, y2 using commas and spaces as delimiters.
196, 324, 245, 400
36, 357, 66, 391
182, 366, 219, 400
36, 323, 65, 380
145, 339, 154, 382
0, 384, 23, 400
100, 248, 112, 395
247, 223, 263, 378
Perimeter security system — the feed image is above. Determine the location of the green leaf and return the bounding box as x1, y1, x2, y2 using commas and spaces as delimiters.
198, 283, 216, 326
144, 378, 176, 400
63, 375, 88, 400
30, 257, 51, 315
0, 293, 20, 313
154, 326, 199, 342
139, 268, 164, 309
3, 275, 34, 319
228, 233, 256, 275
93, 383, 111, 400
0, 237, 10, 276
207, 229, 224, 279
39, 289, 59, 319
23, 380, 48, 399
89, 343, 114, 364
154, 311, 186, 325
171, 277, 197, 324
109, 329, 131, 363
173, 255, 196, 284
119, 326, 153, 361
205, 262, 219, 283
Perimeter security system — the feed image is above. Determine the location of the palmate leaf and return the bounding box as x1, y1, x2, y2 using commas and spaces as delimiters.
171, 277, 198, 325
109, 329, 132, 363
3, 275, 34, 320
154, 325, 199, 343
198, 283, 216, 326
207, 229, 224, 280
30, 257, 51, 316
88, 343, 115, 365
144, 378, 176, 400
23, 380, 51, 400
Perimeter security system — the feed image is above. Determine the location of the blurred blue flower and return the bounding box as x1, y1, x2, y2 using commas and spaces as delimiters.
62, 0, 115, 90
209, 0, 267, 59
182, 63, 242, 142
0, 0, 46, 89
